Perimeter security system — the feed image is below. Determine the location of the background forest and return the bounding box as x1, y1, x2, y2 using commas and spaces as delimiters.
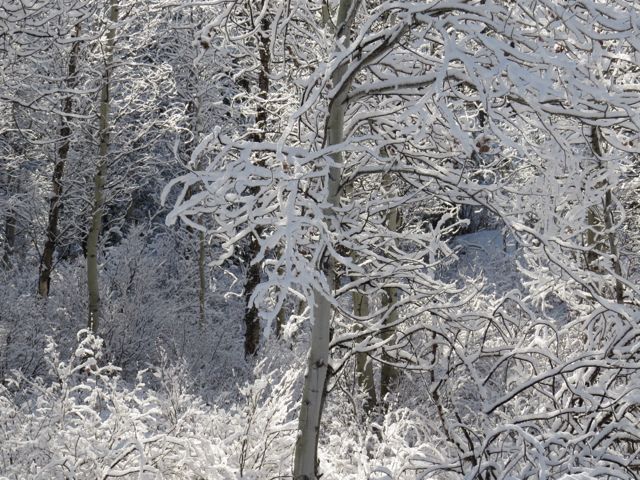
1, 0, 640, 479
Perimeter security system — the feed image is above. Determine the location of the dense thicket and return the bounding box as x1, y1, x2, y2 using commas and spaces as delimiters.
1, 1, 639, 479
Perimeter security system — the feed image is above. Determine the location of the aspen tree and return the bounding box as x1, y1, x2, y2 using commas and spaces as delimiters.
165, 1, 640, 474
293, 1, 358, 476
87, 0, 118, 332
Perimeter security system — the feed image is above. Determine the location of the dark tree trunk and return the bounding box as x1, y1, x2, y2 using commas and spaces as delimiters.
38, 26, 81, 297
243, 237, 262, 356
2, 206, 16, 270
241, 12, 271, 356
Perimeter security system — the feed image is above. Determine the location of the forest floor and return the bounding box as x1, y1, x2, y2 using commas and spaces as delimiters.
0, 228, 596, 479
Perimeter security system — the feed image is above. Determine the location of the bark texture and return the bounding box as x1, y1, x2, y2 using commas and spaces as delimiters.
590, 126, 624, 304
242, 10, 271, 356
380, 283, 399, 402
38, 26, 81, 297
87, 0, 118, 333
2, 202, 16, 270
353, 290, 377, 413
243, 236, 263, 356
380, 173, 400, 403
198, 230, 206, 325
293, 1, 357, 477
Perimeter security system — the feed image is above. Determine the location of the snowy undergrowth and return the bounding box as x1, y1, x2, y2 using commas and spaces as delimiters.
313, 229, 640, 479
2, 228, 638, 479
0, 332, 298, 479
0, 228, 247, 398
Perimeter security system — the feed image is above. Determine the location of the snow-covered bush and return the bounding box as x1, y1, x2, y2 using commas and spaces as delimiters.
0, 330, 300, 479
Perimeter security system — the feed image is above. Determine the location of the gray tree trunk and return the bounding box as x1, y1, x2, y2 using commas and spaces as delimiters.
183, 97, 207, 326
380, 173, 400, 403
2, 160, 20, 270
2, 202, 16, 270
187, 98, 207, 326
293, 0, 358, 477
87, 0, 118, 333
590, 126, 624, 304
380, 284, 399, 402
353, 289, 377, 413
344, 178, 376, 412
198, 230, 206, 324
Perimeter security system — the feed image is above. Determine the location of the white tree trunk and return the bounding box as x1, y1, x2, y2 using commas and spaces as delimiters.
87, 0, 118, 333
293, 0, 358, 477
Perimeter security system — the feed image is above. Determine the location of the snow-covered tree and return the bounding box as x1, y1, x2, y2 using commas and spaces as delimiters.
167, 0, 640, 477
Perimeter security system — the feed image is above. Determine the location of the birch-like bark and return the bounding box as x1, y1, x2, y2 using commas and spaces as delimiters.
87, 0, 118, 333
38, 25, 81, 297
275, 305, 286, 337
293, 0, 357, 477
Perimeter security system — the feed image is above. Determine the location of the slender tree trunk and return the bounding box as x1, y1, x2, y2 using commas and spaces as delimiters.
380, 284, 399, 401
380, 172, 400, 403
243, 236, 262, 355
275, 304, 287, 337
343, 177, 376, 412
2, 158, 21, 270
585, 126, 607, 270
2, 203, 16, 270
197, 230, 206, 325
293, 1, 357, 477
603, 189, 624, 304
353, 289, 376, 413
186, 99, 207, 327
591, 126, 624, 304
87, 162, 106, 333
294, 285, 334, 480
192, 100, 207, 327
585, 206, 601, 269
87, 0, 118, 333
242, 10, 271, 356
38, 26, 81, 297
